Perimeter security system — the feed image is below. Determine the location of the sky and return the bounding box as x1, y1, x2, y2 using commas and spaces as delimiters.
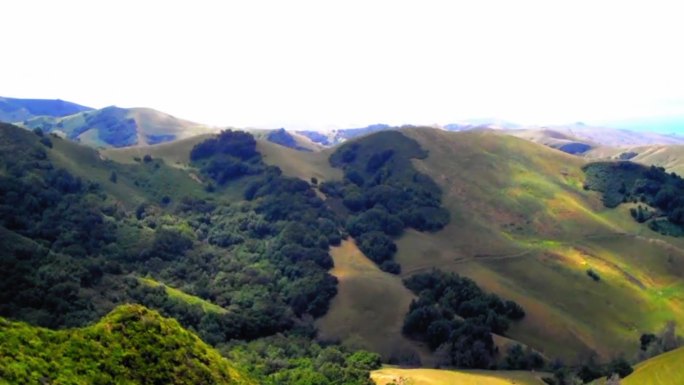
2, 0, 684, 131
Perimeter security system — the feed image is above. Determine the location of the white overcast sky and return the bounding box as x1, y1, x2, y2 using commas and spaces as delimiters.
2, 0, 684, 130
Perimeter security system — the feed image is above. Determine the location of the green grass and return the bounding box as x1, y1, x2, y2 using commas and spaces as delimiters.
294, 127, 684, 363
138, 276, 228, 315
48, 133, 214, 209
371, 367, 548, 385
0, 304, 254, 385
623, 347, 684, 385
315, 239, 424, 362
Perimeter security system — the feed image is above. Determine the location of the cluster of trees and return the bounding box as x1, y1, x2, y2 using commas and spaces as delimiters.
0, 124, 384, 384
189, 130, 343, 319
0, 127, 122, 327
583, 162, 684, 235
227, 334, 381, 385
190, 130, 264, 184
401, 270, 525, 369
638, 321, 682, 360
321, 131, 450, 273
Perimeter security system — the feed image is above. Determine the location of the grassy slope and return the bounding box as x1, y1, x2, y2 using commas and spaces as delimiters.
89, 128, 684, 363
371, 367, 547, 385
102, 134, 213, 166
49, 134, 211, 209
396, 128, 684, 360
138, 277, 228, 315
0, 304, 254, 385
257, 139, 342, 182
586, 144, 684, 176
623, 347, 684, 385
252, 127, 684, 361
315, 240, 422, 360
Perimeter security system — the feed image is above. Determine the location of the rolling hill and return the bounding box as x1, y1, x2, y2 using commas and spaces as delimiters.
259, 127, 684, 363
4, 121, 684, 382
585, 144, 684, 177
534, 123, 684, 147
0, 96, 93, 122
507, 128, 596, 154
19, 105, 217, 148
623, 347, 684, 385
0, 304, 255, 385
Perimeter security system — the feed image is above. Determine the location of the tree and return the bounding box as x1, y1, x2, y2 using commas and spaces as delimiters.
606, 374, 621, 385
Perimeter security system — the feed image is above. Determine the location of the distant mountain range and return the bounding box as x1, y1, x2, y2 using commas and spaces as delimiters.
295, 121, 684, 154
3, 96, 684, 152
0, 97, 216, 148
0, 96, 93, 122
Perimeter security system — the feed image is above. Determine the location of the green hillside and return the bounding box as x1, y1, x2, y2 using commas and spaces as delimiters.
586, 144, 684, 177
4, 121, 684, 382
19, 106, 216, 148
0, 122, 383, 385
267, 128, 684, 363
0, 304, 254, 385
623, 347, 684, 385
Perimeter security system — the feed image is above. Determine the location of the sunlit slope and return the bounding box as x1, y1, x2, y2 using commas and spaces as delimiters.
0, 304, 254, 385
393, 128, 684, 360
45, 131, 210, 208
371, 367, 547, 385
623, 347, 684, 385
103, 134, 341, 180
22, 106, 216, 148
316, 240, 420, 360
102, 134, 213, 166
257, 139, 341, 182
586, 144, 684, 176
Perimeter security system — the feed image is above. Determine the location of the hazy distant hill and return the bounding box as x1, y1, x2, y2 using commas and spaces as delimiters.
0, 96, 93, 122
20, 105, 216, 148
507, 128, 596, 154
297, 123, 393, 146
542, 123, 684, 147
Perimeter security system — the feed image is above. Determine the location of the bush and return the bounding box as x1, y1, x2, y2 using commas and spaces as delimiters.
586, 269, 601, 282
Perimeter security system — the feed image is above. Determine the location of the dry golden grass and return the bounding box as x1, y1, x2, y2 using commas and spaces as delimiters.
371, 367, 548, 385
315, 240, 425, 361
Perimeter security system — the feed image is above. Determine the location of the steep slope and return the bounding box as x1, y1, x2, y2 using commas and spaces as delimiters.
395, 128, 684, 360
0, 304, 254, 385
265, 127, 684, 362
316, 240, 419, 360
20, 106, 216, 148
623, 347, 684, 385
0, 96, 92, 122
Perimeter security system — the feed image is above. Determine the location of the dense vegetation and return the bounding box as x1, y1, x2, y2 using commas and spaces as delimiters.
227, 334, 381, 385
583, 161, 684, 236
321, 131, 449, 273
401, 270, 526, 369
0, 304, 255, 385
0, 124, 382, 384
